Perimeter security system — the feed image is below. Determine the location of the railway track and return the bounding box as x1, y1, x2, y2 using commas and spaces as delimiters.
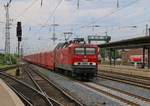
98, 71, 150, 89
31, 64, 149, 106
100, 70, 150, 80
22, 65, 84, 106
0, 71, 62, 106
18, 63, 150, 106
81, 82, 150, 106
99, 70, 150, 81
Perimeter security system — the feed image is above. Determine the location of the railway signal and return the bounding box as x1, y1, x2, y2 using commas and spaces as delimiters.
16, 22, 22, 76
16, 22, 22, 42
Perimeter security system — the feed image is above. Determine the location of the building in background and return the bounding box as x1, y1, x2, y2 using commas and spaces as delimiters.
121, 48, 148, 66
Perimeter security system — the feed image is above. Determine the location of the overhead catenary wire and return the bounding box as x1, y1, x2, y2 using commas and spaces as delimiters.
16, 0, 39, 20
65, 0, 139, 41
76, 0, 140, 30
8, 0, 147, 40
42, 0, 63, 27
34, 0, 64, 36
18, 0, 149, 54
15, 0, 139, 32
5, 0, 40, 27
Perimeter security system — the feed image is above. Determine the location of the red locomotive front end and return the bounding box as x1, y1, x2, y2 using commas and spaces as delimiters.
72, 45, 98, 79
54, 39, 99, 80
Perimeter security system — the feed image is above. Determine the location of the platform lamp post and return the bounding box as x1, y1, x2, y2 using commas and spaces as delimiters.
16, 22, 22, 76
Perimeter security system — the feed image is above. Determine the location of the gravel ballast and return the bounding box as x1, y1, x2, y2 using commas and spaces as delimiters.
32, 65, 122, 106
94, 77, 150, 99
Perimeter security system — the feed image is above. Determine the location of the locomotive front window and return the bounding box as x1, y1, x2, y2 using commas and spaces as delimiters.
86, 48, 96, 55
75, 47, 96, 55
75, 48, 85, 55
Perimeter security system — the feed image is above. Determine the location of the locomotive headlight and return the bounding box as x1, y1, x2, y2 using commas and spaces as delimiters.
92, 62, 96, 65
74, 62, 78, 65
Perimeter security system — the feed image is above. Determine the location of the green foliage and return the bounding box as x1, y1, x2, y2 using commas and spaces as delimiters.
100, 48, 121, 59
111, 50, 121, 59
100, 48, 106, 58
0, 54, 5, 64
0, 53, 18, 65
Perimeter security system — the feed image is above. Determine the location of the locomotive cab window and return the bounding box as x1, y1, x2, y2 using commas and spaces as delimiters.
75, 48, 85, 55
75, 47, 96, 55
86, 48, 96, 55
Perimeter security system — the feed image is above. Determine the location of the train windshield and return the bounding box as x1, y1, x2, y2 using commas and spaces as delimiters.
86, 48, 96, 55
75, 48, 85, 55
75, 47, 96, 55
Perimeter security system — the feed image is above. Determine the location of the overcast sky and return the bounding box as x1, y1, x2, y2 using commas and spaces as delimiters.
0, 0, 150, 54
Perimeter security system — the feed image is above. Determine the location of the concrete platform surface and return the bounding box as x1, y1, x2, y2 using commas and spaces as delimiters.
99, 64, 150, 78
0, 79, 24, 106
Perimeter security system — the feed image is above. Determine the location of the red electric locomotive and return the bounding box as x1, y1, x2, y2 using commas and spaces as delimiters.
23, 38, 99, 80
54, 39, 99, 79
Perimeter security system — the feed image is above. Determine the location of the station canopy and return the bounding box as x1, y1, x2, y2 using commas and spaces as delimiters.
98, 36, 150, 49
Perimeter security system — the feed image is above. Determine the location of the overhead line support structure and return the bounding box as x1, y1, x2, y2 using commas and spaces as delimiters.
4, 3, 11, 64
51, 17, 59, 42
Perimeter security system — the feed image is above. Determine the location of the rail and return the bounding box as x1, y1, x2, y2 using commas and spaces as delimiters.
0, 72, 61, 106
29, 65, 84, 106
98, 72, 150, 89
82, 82, 150, 106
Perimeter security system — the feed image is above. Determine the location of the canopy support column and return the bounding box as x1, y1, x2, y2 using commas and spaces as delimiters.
142, 47, 145, 68
109, 49, 112, 65
148, 48, 150, 69
113, 49, 116, 66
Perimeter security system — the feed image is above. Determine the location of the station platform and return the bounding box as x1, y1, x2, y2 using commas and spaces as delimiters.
0, 79, 24, 106
98, 64, 150, 78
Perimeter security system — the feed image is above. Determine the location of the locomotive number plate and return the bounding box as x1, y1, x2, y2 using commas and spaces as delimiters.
82, 62, 88, 65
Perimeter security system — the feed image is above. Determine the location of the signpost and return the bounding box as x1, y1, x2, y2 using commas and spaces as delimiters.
88, 35, 111, 44
88, 35, 111, 63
